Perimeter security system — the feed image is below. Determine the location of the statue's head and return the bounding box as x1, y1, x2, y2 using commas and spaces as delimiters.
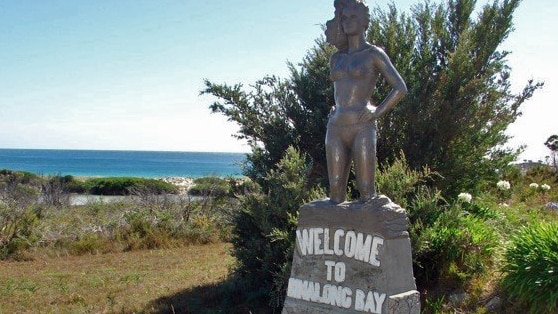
325, 0, 370, 50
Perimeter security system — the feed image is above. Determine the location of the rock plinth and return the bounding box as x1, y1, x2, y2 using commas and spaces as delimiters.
282, 196, 420, 314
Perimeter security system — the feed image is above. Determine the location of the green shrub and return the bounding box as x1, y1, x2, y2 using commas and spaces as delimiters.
0, 170, 41, 207
524, 164, 558, 185
501, 221, 558, 313
188, 176, 231, 197
377, 155, 501, 294
230, 146, 325, 310
60, 175, 87, 193
0, 169, 40, 185
0, 204, 40, 259
376, 153, 436, 208
69, 233, 108, 255
84, 177, 178, 195
414, 206, 498, 289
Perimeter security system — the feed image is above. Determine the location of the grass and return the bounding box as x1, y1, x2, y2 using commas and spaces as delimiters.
0, 243, 234, 313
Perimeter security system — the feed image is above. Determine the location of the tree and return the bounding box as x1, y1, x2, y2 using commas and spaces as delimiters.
202, 42, 336, 191
229, 147, 324, 309
545, 134, 558, 171
203, 1, 543, 309
369, 0, 543, 195
203, 0, 541, 197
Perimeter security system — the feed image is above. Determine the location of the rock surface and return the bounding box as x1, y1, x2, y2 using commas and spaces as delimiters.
282, 196, 420, 314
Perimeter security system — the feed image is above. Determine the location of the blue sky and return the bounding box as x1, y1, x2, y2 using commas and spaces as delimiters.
0, 0, 556, 162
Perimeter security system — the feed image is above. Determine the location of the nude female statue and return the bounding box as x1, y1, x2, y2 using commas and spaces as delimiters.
325, 0, 407, 203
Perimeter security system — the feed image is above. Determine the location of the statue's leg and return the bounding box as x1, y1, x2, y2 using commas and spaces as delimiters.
326, 127, 351, 203
352, 126, 377, 201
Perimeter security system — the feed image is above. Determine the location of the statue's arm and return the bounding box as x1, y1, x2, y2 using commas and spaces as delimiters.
371, 47, 407, 117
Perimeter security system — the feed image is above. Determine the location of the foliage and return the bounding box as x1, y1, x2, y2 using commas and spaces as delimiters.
546, 135, 558, 152
60, 175, 88, 193
203, 0, 541, 198
501, 221, 558, 313
525, 164, 558, 185
188, 176, 231, 198
0, 170, 41, 207
0, 175, 239, 259
229, 146, 325, 310
43, 195, 234, 254
202, 42, 336, 190
0, 170, 42, 259
376, 152, 436, 208
0, 169, 40, 185
545, 134, 558, 171
0, 203, 40, 260
369, 0, 542, 196
84, 177, 178, 195
414, 205, 499, 289
41, 175, 72, 207
377, 155, 499, 290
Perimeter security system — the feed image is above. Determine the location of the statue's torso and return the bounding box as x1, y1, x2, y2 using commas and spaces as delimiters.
329, 46, 380, 126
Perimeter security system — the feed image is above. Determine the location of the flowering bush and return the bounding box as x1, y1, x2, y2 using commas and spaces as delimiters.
497, 180, 511, 190
458, 192, 472, 203
541, 184, 551, 191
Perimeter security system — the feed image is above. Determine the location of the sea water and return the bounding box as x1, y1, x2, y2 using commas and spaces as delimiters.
0, 149, 245, 178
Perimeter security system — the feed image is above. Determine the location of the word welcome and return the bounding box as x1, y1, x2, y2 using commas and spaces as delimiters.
296, 228, 384, 266
287, 278, 386, 313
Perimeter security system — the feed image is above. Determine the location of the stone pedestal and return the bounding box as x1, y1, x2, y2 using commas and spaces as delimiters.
282, 196, 420, 314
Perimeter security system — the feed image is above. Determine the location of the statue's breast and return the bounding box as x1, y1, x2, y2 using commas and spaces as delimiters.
330, 51, 373, 81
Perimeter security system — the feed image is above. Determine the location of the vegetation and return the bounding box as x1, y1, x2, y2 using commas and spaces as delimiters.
1, 0, 556, 312
229, 147, 325, 309
0, 170, 242, 261
83, 177, 178, 195
188, 176, 232, 198
0, 244, 233, 314
199, 0, 554, 312
203, 0, 542, 198
501, 221, 558, 313
546, 134, 558, 171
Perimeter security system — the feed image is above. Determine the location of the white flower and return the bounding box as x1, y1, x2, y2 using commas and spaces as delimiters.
529, 183, 539, 189
499, 202, 509, 207
458, 192, 472, 203
497, 180, 511, 190
541, 184, 551, 191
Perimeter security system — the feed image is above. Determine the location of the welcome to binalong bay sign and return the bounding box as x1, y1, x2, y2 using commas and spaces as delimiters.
282, 197, 420, 314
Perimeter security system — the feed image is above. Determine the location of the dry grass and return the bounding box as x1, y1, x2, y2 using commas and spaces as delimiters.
0, 243, 233, 313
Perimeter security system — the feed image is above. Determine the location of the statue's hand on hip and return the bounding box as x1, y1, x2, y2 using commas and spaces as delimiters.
358, 106, 380, 123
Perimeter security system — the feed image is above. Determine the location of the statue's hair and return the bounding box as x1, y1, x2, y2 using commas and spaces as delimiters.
334, 0, 370, 30
325, 0, 370, 50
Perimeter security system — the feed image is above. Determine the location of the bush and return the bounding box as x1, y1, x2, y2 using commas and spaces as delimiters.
188, 176, 231, 197
229, 146, 325, 310
376, 153, 436, 209
0, 169, 40, 185
41, 175, 71, 207
376, 155, 501, 294
84, 177, 178, 195
69, 233, 112, 255
501, 221, 558, 313
60, 175, 87, 193
0, 204, 40, 259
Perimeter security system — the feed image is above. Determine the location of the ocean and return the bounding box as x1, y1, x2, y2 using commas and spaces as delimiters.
0, 149, 245, 178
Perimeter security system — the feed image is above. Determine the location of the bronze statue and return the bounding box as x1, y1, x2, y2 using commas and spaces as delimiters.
325, 0, 407, 203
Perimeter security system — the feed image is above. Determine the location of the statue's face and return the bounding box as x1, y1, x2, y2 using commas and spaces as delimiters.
340, 6, 363, 35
